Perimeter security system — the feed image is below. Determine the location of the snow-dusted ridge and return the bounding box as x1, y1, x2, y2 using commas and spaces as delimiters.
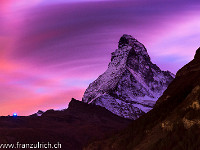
82, 34, 174, 120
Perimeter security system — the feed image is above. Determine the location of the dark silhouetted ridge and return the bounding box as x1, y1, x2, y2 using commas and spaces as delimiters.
0, 98, 130, 150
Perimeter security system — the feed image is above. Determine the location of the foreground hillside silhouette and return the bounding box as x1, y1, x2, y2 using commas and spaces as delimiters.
0, 99, 130, 150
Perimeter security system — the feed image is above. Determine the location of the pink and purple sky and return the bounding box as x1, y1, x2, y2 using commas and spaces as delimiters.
0, 0, 200, 115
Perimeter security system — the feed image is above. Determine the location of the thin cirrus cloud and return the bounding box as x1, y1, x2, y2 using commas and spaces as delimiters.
0, 0, 200, 115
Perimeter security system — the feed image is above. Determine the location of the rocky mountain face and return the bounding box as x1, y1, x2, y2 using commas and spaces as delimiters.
82, 34, 174, 119
84, 47, 200, 150
0, 98, 130, 150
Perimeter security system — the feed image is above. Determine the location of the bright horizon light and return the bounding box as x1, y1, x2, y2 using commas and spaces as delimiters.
13, 113, 18, 117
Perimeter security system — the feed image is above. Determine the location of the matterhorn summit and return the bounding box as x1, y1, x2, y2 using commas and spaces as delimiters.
82, 34, 174, 119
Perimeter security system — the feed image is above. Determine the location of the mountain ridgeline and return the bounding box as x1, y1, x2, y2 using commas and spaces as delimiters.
82, 34, 174, 119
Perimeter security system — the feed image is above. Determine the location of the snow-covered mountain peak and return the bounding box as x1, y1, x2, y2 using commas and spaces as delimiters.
118, 34, 149, 58
110, 34, 150, 71
82, 34, 174, 119
118, 34, 138, 48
